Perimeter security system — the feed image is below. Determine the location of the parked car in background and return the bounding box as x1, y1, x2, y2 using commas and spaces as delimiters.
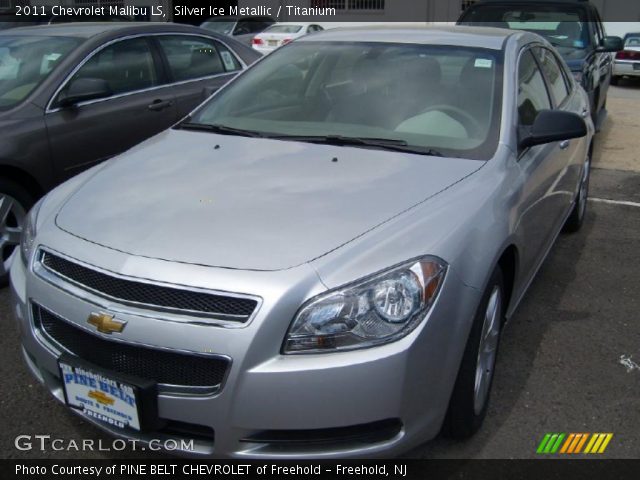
0, 22, 260, 284
0, 8, 50, 30
200, 16, 275, 46
12, 26, 593, 458
0, 7, 133, 28
458, 0, 622, 126
252, 23, 324, 54
612, 32, 640, 84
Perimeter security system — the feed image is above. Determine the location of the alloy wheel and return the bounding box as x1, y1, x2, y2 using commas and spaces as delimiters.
473, 286, 502, 415
0, 194, 26, 277
578, 154, 591, 221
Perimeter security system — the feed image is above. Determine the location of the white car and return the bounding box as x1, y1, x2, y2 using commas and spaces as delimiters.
252, 22, 323, 54
612, 34, 640, 84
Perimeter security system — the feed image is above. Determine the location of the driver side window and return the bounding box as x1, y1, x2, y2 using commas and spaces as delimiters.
517, 50, 551, 126
56, 37, 157, 106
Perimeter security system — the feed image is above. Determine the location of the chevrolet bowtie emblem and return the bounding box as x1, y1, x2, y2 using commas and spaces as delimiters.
87, 312, 126, 334
88, 390, 115, 406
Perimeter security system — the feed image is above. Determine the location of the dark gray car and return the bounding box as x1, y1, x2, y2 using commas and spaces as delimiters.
0, 22, 260, 283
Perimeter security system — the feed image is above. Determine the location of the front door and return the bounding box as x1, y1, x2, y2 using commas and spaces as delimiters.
45, 37, 178, 182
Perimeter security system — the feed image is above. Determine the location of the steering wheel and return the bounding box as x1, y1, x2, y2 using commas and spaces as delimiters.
418, 105, 483, 138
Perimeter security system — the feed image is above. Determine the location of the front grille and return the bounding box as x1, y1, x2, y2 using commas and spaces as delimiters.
39, 251, 258, 321
242, 419, 403, 447
33, 305, 229, 391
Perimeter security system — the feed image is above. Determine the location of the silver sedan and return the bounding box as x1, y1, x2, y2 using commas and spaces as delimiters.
11, 26, 593, 458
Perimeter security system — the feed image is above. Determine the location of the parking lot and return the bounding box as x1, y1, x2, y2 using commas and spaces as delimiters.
0, 82, 638, 460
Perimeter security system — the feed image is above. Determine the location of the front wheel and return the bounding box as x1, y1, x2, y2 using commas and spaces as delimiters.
442, 268, 504, 439
563, 151, 591, 233
611, 75, 619, 86
0, 180, 35, 286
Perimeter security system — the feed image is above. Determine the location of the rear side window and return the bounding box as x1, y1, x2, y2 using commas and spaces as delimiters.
216, 43, 242, 72
534, 47, 570, 106
518, 50, 551, 126
157, 36, 229, 81
67, 37, 157, 96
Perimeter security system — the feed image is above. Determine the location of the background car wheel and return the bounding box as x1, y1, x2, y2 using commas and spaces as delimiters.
563, 151, 591, 233
442, 268, 504, 439
611, 76, 619, 86
0, 180, 34, 286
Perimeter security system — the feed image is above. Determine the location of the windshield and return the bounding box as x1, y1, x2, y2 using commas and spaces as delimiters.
201, 20, 236, 35
461, 6, 589, 49
188, 42, 503, 160
265, 25, 303, 34
0, 35, 80, 110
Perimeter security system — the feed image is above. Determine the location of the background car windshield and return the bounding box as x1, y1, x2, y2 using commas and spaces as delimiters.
202, 20, 236, 35
265, 25, 303, 34
462, 7, 589, 49
192, 42, 503, 159
0, 35, 80, 110
625, 36, 640, 47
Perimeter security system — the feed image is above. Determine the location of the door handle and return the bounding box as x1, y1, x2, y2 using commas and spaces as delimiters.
559, 140, 570, 150
148, 99, 173, 111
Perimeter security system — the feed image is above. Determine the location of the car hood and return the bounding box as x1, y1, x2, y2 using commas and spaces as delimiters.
55, 129, 483, 271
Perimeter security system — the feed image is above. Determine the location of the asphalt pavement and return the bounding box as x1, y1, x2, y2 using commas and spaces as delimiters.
1, 86, 638, 460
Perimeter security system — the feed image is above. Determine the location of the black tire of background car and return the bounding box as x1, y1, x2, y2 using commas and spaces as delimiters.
0, 179, 35, 286
441, 267, 504, 440
611, 76, 620, 86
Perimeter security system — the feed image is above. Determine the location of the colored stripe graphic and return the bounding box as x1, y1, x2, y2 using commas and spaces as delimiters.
584, 433, 614, 454
538, 433, 613, 454
537, 433, 565, 454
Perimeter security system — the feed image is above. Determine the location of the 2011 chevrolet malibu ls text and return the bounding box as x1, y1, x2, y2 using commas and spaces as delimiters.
11, 26, 593, 458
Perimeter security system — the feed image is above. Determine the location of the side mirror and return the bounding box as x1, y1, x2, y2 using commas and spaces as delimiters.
57, 78, 112, 107
598, 36, 624, 53
519, 110, 587, 149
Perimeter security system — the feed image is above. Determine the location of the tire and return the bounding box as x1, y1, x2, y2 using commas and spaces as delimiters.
563, 149, 591, 233
442, 268, 504, 439
0, 179, 35, 287
611, 76, 619, 86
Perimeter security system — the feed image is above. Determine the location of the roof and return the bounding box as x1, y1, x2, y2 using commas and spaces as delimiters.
299, 25, 515, 50
0, 22, 205, 38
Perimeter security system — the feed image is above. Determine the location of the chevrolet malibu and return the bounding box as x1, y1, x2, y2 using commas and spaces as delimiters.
12, 27, 593, 458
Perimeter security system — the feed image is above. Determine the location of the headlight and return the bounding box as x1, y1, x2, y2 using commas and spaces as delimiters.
283, 257, 447, 354
20, 199, 43, 267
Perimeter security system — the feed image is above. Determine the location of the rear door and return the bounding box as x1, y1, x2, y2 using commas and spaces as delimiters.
515, 48, 569, 280
45, 36, 178, 182
154, 35, 244, 119
533, 46, 584, 216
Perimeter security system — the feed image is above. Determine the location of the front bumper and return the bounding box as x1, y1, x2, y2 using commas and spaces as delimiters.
11, 235, 480, 458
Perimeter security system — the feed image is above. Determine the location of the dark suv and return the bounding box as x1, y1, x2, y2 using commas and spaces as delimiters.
458, 0, 622, 126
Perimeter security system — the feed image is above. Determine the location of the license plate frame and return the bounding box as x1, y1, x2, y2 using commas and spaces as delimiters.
58, 353, 158, 432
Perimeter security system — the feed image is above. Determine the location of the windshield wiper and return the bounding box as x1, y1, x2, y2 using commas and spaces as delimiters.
177, 122, 265, 138
264, 134, 444, 156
